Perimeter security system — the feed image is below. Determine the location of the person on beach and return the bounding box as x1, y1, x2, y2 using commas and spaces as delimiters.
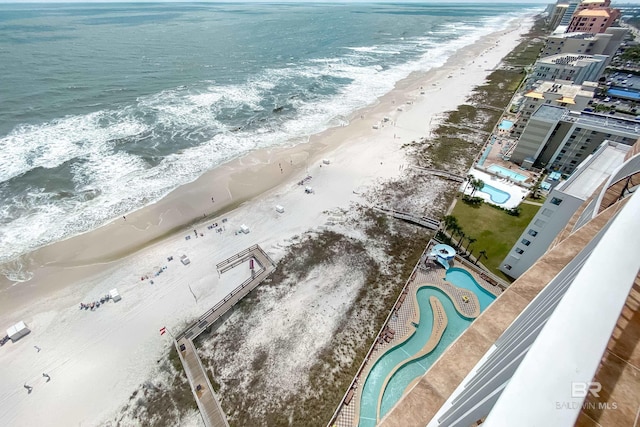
194, 230, 198, 238
123, 216, 126, 221
24, 384, 32, 393
43, 373, 50, 382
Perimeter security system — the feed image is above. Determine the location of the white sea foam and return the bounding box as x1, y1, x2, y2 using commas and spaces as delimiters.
0, 112, 149, 183
0, 10, 535, 268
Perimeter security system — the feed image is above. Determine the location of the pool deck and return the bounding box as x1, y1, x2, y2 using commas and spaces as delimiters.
461, 168, 529, 209
329, 243, 500, 427
377, 202, 624, 427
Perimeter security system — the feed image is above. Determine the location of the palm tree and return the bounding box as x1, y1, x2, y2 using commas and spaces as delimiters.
470, 178, 485, 196
442, 215, 458, 233
475, 249, 487, 265
450, 223, 462, 240
465, 237, 476, 253
456, 232, 466, 250
463, 174, 474, 193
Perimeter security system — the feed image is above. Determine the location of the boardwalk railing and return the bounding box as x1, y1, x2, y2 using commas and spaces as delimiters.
178, 271, 266, 341
216, 244, 259, 273
177, 246, 276, 341
374, 207, 441, 230
174, 245, 277, 427
411, 166, 466, 182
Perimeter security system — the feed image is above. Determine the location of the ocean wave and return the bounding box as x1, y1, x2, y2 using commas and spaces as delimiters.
0, 9, 535, 267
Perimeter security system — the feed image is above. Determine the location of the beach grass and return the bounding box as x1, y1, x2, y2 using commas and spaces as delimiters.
191, 216, 431, 427
119, 16, 547, 427
417, 20, 546, 172
451, 199, 540, 279
107, 345, 196, 427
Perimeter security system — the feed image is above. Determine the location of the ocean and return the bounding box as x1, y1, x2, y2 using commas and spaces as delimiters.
0, 2, 539, 276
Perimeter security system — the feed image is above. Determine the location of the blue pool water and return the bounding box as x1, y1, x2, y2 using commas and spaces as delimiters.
497, 119, 513, 131
477, 144, 491, 167
487, 164, 527, 182
445, 267, 495, 311
479, 183, 510, 204
607, 87, 640, 101
358, 272, 497, 426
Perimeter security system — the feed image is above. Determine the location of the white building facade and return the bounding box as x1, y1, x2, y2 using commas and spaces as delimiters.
500, 141, 629, 278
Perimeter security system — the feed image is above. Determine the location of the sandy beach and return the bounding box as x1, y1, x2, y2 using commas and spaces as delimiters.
0, 16, 534, 426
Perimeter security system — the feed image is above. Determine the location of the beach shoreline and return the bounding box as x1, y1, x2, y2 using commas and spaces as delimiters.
1, 18, 529, 314
0, 14, 536, 427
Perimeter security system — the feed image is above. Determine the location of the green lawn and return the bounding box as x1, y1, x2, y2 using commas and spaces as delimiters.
451, 200, 540, 280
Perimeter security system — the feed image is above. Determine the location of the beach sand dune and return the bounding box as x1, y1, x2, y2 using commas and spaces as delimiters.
0, 17, 533, 426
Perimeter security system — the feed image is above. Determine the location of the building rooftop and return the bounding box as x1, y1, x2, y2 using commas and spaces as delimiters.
549, 31, 597, 39
576, 8, 611, 17
556, 142, 630, 199
538, 53, 606, 66
525, 80, 596, 102
532, 104, 568, 121
532, 105, 640, 134
553, 25, 570, 35
574, 111, 640, 133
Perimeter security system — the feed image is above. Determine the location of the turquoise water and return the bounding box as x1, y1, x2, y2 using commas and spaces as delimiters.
479, 183, 510, 204
487, 164, 527, 182
445, 267, 495, 311
358, 287, 437, 427
377, 287, 473, 419
358, 273, 497, 425
497, 119, 513, 130
477, 144, 492, 167
0, 2, 538, 268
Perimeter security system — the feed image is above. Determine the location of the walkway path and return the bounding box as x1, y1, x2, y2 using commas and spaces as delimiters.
411, 166, 466, 182
374, 207, 441, 230
175, 245, 276, 427
178, 245, 275, 341
176, 338, 229, 427
521, 199, 543, 206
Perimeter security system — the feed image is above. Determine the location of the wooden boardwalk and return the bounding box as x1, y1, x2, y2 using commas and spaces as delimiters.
374, 207, 441, 230
410, 166, 466, 183
178, 245, 276, 341
175, 245, 276, 427
176, 338, 229, 427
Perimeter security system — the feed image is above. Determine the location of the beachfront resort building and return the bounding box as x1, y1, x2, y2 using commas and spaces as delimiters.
499, 140, 630, 278
548, 2, 570, 30
566, 0, 621, 34
527, 53, 608, 89
379, 141, 640, 427
560, 0, 582, 27
540, 28, 627, 60
512, 80, 596, 137
509, 104, 640, 173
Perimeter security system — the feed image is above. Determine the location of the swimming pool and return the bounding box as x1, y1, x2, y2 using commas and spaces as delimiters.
497, 119, 513, 131
445, 268, 495, 311
479, 183, 510, 204
358, 271, 497, 426
487, 164, 527, 182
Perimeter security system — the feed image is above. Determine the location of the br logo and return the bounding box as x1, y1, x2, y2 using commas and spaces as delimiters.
571, 382, 602, 398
